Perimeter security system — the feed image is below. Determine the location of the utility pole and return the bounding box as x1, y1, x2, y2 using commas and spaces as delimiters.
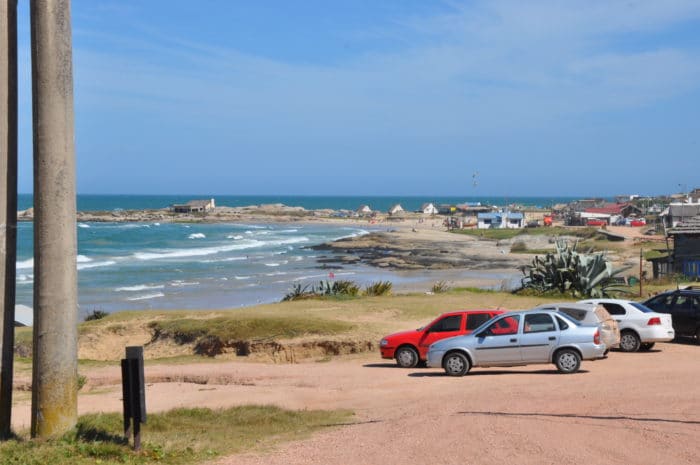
0, 0, 19, 440
30, 0, 78, 438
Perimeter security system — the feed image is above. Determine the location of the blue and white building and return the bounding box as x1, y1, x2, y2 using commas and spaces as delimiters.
477, 211, 525, 229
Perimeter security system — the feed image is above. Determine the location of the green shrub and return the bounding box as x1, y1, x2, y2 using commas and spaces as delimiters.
364, 281, 393, 296
84, 309, 109, 321
510, 241, 528, 253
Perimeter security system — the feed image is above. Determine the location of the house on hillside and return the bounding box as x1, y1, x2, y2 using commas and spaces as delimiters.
388, 204, 404, 216
477, 211, 524, 229
171, 198, 216, 213
572, 202, 643, 226
420, 203, 439, 215
690, 188, 700, 203
663, 203, 700, 228
667, 215, 700, 278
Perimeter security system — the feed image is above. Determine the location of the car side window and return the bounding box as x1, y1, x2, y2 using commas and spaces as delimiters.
466, 313, 491, 330
602, 303, 626, 316
429, 315, 462, 332
524, 314, 556, 333
484, 315, 520, 336
674, 296, 694, 313
555, 315, 570, 330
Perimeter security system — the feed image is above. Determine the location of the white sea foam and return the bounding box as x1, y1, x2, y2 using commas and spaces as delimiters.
153, 223, 160, 226
277, 229, 299, 233
170, 281, 199, 287
234, 275, 251, 280
78, 260, 117, 270
201, 256, 248, 263
77, 255, 92, 263
133, 240, 265, 261
265, 263, 280, 267
188, 233, 206, 239
127, 292, 164, 301
17, 258, 33, 270
265, 271, 287, 276
333, 229, 370, 241
78, 223, 90, 229
227, 235, 244, 240
116, 284, 165, 292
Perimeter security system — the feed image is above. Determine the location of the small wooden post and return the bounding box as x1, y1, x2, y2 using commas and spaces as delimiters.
121, 346, 146, 450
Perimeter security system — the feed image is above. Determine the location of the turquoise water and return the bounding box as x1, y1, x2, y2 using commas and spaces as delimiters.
15, 194, 538, 313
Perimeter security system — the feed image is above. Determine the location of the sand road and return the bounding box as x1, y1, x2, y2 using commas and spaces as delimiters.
12, 341, 700, 464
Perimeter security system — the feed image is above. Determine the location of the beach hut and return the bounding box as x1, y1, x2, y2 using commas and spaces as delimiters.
388, 204, 404, 216
420, 203, 439, 215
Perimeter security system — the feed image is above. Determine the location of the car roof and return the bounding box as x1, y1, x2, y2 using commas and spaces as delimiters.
533, 302, 598, 311
579, 298, 634, 304
438, 309, 502, 317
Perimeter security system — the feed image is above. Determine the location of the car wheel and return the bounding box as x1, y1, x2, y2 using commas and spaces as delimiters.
639, 342, 655, 351
443, 352, 470, 377
619, 331, 641, 352
555, 349, 581, 374
395, 346, 419, 368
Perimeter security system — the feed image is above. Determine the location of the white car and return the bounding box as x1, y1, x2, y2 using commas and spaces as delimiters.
578, 299, 674, 352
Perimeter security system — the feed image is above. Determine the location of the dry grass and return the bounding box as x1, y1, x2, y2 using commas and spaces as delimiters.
0, 406, 353, 465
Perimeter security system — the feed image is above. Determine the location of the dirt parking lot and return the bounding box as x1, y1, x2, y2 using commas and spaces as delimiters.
13, 340, 700, 464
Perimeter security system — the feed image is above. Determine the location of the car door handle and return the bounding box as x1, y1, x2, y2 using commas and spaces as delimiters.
548, 336, 556, 341
510, 338, 517, 343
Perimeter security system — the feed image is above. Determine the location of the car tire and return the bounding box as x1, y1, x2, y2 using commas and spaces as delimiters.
395, 346, 419, 368
555, 349, 581, 374
639, 342, 655, 351
443, 352, 470, 376
619, 331, 641, 352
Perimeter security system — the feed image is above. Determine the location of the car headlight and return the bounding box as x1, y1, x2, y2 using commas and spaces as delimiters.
380, 339, 388, 347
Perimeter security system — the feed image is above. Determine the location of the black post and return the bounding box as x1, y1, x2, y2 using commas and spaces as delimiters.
121, 346, 146, 450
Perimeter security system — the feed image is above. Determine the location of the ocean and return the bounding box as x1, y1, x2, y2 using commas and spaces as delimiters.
15, 194, 565, 314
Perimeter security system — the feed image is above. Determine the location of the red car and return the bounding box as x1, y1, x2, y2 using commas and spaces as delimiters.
380, 310, 504, 368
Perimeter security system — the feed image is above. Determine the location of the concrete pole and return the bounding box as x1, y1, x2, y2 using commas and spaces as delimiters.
0, 0, 19, 440
30, 0, 78, 438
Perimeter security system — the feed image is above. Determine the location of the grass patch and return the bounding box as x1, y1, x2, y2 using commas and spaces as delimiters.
0, 405, 353, 465
452, 226, 599, 241
148, 316, 355, 343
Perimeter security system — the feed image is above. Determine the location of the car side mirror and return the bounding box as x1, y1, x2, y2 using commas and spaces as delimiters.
476, 331, 488, 338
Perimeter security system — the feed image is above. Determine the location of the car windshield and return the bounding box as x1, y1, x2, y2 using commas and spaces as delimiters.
629, 302, 654, 313
470, 313, 502, 334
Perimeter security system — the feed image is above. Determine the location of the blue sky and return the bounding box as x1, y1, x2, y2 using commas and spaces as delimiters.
14, 0, 700, 197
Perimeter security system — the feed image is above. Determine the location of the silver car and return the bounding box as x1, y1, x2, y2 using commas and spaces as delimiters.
426, 310, 607, 376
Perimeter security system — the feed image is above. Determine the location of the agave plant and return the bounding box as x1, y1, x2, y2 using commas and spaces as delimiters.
519, 239, 631, 298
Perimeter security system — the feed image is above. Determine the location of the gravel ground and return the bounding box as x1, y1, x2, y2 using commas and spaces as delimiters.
13, 340, 699, 464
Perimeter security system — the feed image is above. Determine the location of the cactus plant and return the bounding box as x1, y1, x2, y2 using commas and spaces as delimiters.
518, 239, 631, 297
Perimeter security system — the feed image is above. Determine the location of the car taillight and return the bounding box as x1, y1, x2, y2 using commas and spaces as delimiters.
593, 329, 600, 345
647, 317, 661, 326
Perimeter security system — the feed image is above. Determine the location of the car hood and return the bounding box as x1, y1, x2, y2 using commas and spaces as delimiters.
382, 329, 421, 341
